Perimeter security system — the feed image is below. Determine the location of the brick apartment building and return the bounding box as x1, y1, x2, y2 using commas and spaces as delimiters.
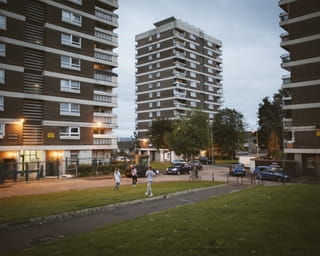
135, 17, 223, 161
279, 0, 320, 176
0, 0, 119, 175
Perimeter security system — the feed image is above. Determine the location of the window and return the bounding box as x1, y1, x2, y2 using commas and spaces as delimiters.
157, 101, 160, 107
208, 85, 214, 91
190, 71, 196, 78
61, 56, 80, 70
190, 81, 197, 88
60, 103, 80, 116
62, 10, 82, 26
148, 55, 153, 60
190, 91, 197, 97
149, 64, 153, 70
61, 33, 81, 48
207, 41, 213, 47
0, 96, 3, 110
148, 83, 153, 89
149, 102, 153, 108
148, 45, 153, 51
208, 59, 213, 65
149, 92, 152, 98
0, 69, 4, 83
190, 62, 196, 69
156, 52, 160, 58
0, 123, 4, 138
189, 43, 196, 50
156, 33, 160, 39
0, 15, 6, 30
208, 68, 213, 74
156, 43, 160, 48
209, 113, 214, 119
0, 43, 5, 56
190, 53, 196, 59
208, 104, 214, 110
156, 82, 161, 87
156, 111, 160, 117
60, 127, 80, 139
189, 34, 196, 40
208, 77, 213, 83
208, 50, 213, 56
208, 95, 214, 100
148, 74, 153, 79
191, 101, 197, 107
156, 62, 160, 68
156, 91, 160, 97
149, 112, 153, 118
148, 36, 152, 41
60, 79, 80, 93
95, 31, 112, 41
156, 72, 160, 78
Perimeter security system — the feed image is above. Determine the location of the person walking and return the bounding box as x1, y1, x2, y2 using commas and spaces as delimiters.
145, 166, 156, 197
113, 168, 121, 191
131, 166, 138, 187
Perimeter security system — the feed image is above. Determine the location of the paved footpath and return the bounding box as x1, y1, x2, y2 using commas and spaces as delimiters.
0, 183, 250, 255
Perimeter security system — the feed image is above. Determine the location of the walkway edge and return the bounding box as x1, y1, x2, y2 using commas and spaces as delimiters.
1, 184, 244, 230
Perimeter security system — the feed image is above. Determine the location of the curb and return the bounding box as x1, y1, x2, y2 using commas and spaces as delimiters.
0, 184, 235, 230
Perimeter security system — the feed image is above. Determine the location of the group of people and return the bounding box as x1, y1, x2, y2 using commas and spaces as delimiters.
113, 165, 156, 197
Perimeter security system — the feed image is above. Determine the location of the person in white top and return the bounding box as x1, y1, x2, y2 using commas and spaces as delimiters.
131, 166, 138, 187
145, 166, 156, 197
113, 169, 121, 191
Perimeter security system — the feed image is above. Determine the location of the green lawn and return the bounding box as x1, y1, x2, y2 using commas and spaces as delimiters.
0, 181, 219, 225
7, 184, 320, 256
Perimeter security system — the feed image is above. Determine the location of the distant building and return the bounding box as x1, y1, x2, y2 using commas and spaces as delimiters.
0, 0, 119, 174
135, 17, 223, 161
279, 0, 320, 176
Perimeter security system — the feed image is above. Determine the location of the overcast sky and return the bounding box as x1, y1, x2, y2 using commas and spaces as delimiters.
114, 0, 285, 138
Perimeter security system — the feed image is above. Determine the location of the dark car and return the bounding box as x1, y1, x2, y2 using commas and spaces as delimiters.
198, 157, 213, 165
253, 166, 289, 182
229, 163, 246, 176
166, 163, 191, 175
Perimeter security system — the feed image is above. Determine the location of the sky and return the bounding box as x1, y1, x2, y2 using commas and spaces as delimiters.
114, 0, 286, 138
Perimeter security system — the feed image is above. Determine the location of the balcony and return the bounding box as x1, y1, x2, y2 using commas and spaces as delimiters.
98, 0, 119, 9
93, 90, 117, 104
174, 41, 185, 48
94, 71, 117, 83
93, 137, 117, 146
279, 12, 289, 22
174, 100, 187, 109
174, 70, 186, 78
93, 114, 117, 127
174, 89, 187, 98
94, 49, 117, 66
174, 81, 186, 88
95, 7, 118, 27
174, 31, 185, 39
281, 53, 291, 70
175, 61, 186, 69
282, 74, 291, 85
280, 32, 290, 43
174, 50, 186, 59
94, 28, 118, 47
283, 118, 293, 129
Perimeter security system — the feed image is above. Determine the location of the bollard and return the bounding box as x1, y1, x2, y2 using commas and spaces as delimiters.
212, 172, 215, 182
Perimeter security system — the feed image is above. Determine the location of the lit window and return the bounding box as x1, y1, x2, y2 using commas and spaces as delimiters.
0, 69, 4, 83
0, 15, 6, 30
60, 103, 80, 116
62, 10, 82, 26
60, 79, 80, 93
0, 96, 3, 110
0, 43, 5, 56
0, 123, 4, 138
61, 56, 80, 70
61, 33, 81, 48
60, 127, 80, 139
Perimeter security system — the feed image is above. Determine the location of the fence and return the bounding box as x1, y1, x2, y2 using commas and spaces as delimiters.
0, 158, 134, 184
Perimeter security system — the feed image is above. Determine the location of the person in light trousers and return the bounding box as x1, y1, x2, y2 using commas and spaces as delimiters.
114, 168, 121, 191
145, 166, 156, 197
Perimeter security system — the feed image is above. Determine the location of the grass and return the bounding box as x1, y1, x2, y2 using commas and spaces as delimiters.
7, 184, 320, 256
0, 181, 219, 225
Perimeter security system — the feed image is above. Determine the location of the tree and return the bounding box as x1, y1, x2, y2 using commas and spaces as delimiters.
147, 118, 174, 150
165, 109, 210, 173
211, 108, 246, 159
257, 89, 287, 156
268, 130, 280, 159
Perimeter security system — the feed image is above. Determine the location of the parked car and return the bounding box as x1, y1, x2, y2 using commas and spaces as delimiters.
189, 160, 202, 170
124, 165, 159, 178
166, 163, 191, 175
229, 163, 246, 176
198, 157, 213, 165
171, 159, 185, 165
253, 166, 289, 182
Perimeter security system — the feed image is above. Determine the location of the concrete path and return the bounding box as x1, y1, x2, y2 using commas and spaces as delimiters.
0, 183, 249, 255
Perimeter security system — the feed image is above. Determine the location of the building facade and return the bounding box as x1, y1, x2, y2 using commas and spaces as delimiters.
279, 0, 320, 176
135, 17, 223, 160
0, 0, 119, 175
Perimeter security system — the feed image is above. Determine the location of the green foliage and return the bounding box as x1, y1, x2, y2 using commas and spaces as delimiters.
166, 109, 210, 160
147, 118, 174, 149
212, 108, 246, 159
257, 89, 287, 153
150, 161, 171, 171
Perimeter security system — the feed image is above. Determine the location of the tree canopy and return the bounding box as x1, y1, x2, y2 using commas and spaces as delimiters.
211, 108, 246, 159
147, 118, 174, 150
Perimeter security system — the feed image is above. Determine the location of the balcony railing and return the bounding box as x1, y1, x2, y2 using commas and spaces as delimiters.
282, 74, 291, 84
174, 41, 185, 48
174, 90, 187, 98
174, 31, 185, 39
94, 71, 117, 83
95, 9, 118, 25
280, 12, 289, 22
174, 70, 186, 78
280, 32, 290, 43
